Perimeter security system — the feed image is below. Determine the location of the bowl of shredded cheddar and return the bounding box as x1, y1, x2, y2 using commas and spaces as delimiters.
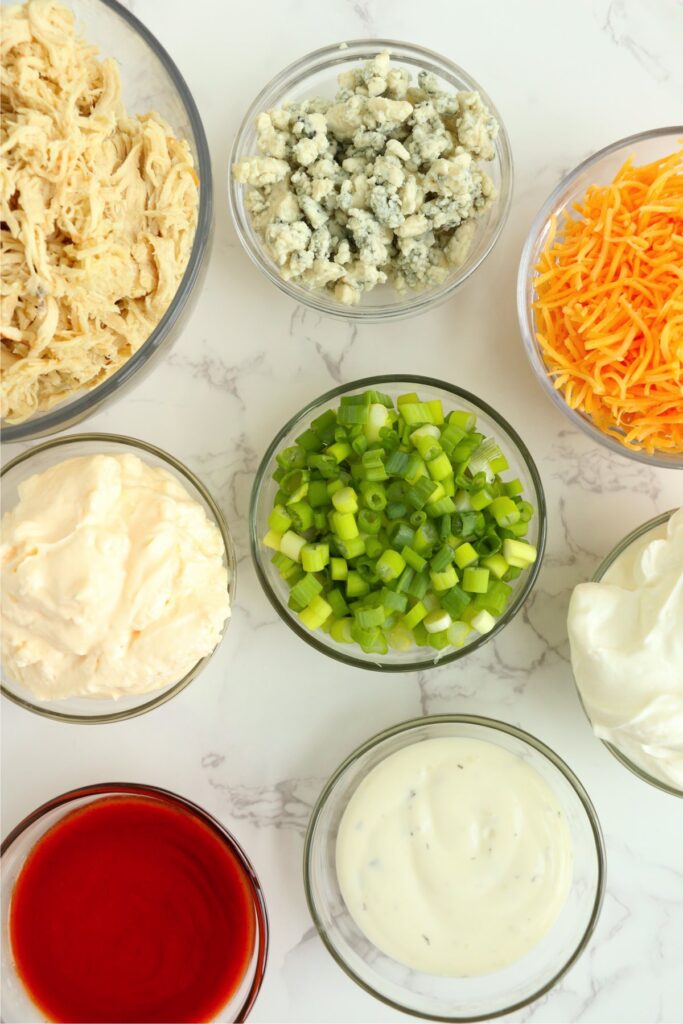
0, 0, 212, 441
517, 127, 682, 468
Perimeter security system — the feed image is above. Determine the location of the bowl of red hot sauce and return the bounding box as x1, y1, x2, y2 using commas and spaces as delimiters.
0, 784, 269, 1023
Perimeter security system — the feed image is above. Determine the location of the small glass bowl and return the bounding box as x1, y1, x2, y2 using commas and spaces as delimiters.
1, 434, 235, 723
517, 126, 683, 469
1, 0, 213, 443
573, 509, 683, 798
249, 375, 546, 672
304, 715, 606, 1022
0, 783, 269, 1022
229, 39, 512, 323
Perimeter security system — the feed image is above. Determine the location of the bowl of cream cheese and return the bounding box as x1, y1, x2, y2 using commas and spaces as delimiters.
568, 508, 683, 797
0, 434, 235, 723
304, 715, 605, 1021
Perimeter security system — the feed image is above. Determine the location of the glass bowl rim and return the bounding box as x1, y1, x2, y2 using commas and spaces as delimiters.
0, 0, 214, 444
249, 374, 547, 672
228, 37, 513, 324
0, 781, 269, 1023
572, 507, 683, 799
0, 432, 235, 724
516, 125, 683, 470
303, 713, 606, 1023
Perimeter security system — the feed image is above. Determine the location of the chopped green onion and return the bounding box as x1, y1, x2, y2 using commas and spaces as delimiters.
424, 609, 452, 634
376, 549, 406, 582
358, 508, 382, 534
280, 531, 307, 562
471, 609, 496, 635
448, 410, 476, 432
263, 530, 283, 551
402, 546, 427, 572
364, 536, 384, 560
268, 505, 292, 533
440, 585, 471, 619
503, 539, 537, 568
262, 388, 538, 658
489, 496, 521, 528
330, 557, 348, 580
389, 521, 415, 549
331, 486, 358, 514
301, 543, 329, 573
504, 478, 524, 497
463, 567, 490, 593
359, 481, 387, 511
454, 542, 478, 569
334, 535, 366, 560
403, 601, 427, 630
430, 544, 454, 573
355, 603, 386, 629
482, 553, 508, 579
331, 511, 358, 540
299, 594, 332, 630
447, 621, 470, 647
330, 618, 354, 643
290, 573, 323, 609
346, 571, 369, 598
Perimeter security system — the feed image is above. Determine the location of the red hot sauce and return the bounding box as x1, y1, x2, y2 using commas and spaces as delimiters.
9, 795, 257, 1023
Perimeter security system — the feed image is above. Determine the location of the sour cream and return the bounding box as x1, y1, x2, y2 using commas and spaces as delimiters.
335, 737, 573, 977
568, 508, 683, 790
0, 453, 231, 701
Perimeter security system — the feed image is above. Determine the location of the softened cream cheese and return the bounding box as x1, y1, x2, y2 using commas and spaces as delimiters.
0, 453, 231, 700
336, 736, 573, 976
568, 508, 683, 790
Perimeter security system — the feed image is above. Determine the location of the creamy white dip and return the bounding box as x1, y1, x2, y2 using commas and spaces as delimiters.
568, 508, 683, 790
336, 736, 573, 976
1, 453, 231, 700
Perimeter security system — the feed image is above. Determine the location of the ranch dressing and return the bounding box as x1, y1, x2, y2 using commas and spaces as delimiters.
336, 737, 573, 976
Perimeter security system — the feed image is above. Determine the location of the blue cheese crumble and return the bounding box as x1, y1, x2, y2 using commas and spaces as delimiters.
233, 51, 498, 305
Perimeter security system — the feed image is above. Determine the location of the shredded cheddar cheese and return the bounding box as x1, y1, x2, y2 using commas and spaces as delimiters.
533, 147, 683, 455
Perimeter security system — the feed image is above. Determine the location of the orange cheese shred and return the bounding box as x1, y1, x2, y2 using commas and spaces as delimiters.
533, 146, 683, 454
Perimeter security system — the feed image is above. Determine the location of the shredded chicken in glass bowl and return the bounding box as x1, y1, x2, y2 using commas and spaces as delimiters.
0, 0, 212, 441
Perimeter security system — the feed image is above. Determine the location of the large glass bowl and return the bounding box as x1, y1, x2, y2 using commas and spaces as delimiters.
304, 715, 605, 1022
249, 375, 546, 672
0, 0, 213, 443
0, 783, 269, 1022
1, 434, 235, 723
572, 509, 683, 798
517, 127, 683, 469
229, 40, 512, 323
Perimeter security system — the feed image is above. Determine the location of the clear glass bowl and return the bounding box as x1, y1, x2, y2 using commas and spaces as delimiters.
0, 0, 213, 444
249, 375, 546, 672
573, 509, 683, 799
517, 127, 683, 469
229, 40, 512, 323
1, 434, 235, 723
0, 783, 269, 1022
304, 715, 606, 1022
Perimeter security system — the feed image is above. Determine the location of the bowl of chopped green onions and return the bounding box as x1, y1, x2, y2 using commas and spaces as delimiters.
250, 376, 546, 671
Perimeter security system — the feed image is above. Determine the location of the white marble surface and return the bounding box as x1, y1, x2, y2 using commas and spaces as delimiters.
2, 0, 683, 1021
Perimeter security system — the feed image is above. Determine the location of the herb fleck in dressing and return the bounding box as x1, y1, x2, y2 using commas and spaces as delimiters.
335, 737, 573, 976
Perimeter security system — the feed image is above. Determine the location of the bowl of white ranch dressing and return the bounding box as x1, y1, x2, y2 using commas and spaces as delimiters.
304, 715, 605, 1020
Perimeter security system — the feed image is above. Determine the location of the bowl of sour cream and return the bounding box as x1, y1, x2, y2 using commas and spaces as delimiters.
568, 508, 683, 798
304, 715, 605, 1021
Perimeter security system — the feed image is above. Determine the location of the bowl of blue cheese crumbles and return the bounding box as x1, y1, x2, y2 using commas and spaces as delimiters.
229, 41, 512, 321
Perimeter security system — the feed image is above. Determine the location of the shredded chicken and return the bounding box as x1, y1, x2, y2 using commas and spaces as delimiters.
0, 0, 199, 423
